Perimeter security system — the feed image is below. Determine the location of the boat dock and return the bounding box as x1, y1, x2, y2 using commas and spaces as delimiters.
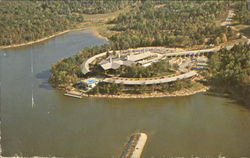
120, 133, 148, 158
64, 90, 83, 98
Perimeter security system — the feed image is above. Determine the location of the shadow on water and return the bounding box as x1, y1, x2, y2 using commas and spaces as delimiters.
36, 69, 53, 90
204, 91, 231, 99
205, 90, 250, 110
225, 99, 250, 110
36, 69, 50, 79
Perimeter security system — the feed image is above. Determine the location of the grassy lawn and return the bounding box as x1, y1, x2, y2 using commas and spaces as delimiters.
154, 71, 177, 77
76, 7, 133, 39
191, 81, 207, 90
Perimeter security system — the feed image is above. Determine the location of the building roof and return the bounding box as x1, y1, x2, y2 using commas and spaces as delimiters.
99, 58, 135, 70
197, 57, 208, 63
122, 60, 135, 66
127, 52, 152, 62
100, 62, 121, 70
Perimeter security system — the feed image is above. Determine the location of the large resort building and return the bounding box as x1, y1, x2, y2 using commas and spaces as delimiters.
98, 51, 163, 72
81, 47, 184, 75
65, 47, 213, 97
78, 47, 212, 89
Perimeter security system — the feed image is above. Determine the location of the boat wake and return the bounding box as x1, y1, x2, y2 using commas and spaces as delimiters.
32, 88, 35, 108
30, 51, 35, 108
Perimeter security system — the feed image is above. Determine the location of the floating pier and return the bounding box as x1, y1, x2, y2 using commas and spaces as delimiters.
120, 133, 148, 158
64, 90, 83, 98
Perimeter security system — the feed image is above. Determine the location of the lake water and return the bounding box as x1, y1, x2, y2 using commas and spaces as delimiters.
0, 30, 250, 158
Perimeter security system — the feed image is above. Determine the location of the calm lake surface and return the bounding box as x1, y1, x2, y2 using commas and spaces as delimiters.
0, 30, 250, 158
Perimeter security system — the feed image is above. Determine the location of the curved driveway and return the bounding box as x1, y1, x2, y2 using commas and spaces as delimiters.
81, 52, 107, 74
102, 71, 198, 85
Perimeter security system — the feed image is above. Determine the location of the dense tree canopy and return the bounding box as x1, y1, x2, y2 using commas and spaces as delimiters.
50, 44, 111, 86
108, 1, 235, 49
0, 0, 132, 46
208, 43, 250, 106
235, 1, 250, 25
117, 59, 175, 78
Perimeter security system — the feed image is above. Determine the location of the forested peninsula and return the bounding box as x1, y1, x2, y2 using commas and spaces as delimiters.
48, 0, 249, 105
1, 0, 249, 105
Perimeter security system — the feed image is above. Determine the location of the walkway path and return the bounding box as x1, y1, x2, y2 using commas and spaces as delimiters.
130, 133, 147, 158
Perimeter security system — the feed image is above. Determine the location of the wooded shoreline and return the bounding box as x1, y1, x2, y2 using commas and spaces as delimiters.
0, 27, 108, 50
81, 86, 209, 99
0, 29, 72, 49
